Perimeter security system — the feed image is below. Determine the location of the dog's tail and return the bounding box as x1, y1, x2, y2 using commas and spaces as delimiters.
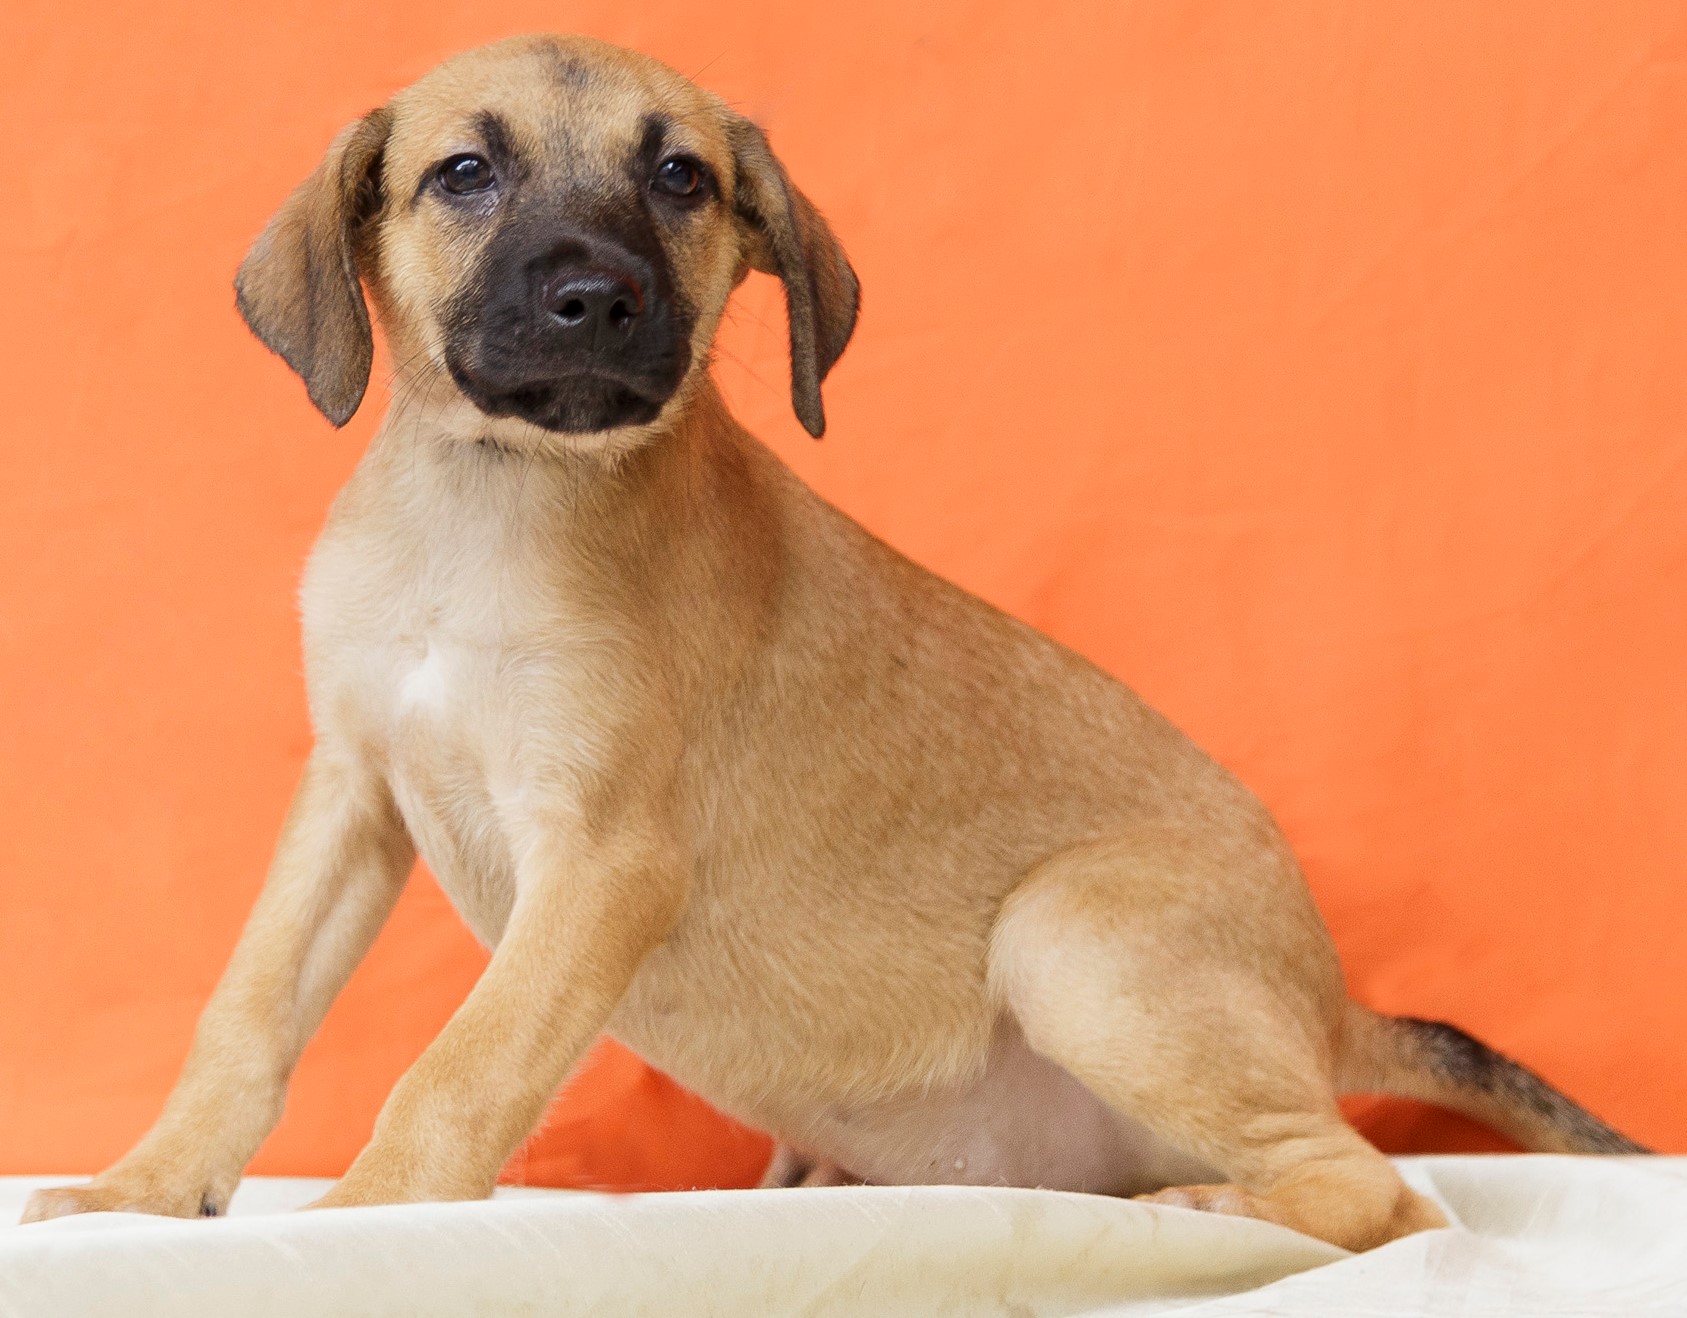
1337, 1003, 1649, 1154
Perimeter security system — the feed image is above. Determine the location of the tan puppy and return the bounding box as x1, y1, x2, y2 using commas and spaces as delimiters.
24, 35, 1644, 1250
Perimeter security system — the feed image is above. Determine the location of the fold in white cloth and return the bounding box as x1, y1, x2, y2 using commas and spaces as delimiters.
2, 1156, 1682, 1316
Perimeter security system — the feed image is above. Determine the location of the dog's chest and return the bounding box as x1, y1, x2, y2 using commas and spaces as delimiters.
304, 521, 603, 948
381, 637, 519, 943
396, 643, 452, 712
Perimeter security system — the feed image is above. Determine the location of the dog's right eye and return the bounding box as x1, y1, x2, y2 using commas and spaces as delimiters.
437, 155, 496, 196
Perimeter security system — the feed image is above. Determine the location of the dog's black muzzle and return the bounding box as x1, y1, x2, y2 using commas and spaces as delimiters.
446, 227, 692, 434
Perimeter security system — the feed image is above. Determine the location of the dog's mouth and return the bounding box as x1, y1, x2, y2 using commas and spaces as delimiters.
447, 359, 679, 434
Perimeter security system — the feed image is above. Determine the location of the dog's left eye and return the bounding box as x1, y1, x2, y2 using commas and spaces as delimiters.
652, 156, 706, 200
438, 155, 496, 195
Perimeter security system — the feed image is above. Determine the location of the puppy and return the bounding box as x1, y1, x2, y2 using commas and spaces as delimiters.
24, 35, 1644, 1249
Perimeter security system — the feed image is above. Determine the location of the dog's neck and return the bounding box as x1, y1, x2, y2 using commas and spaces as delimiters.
343, 369, 782, 664
368, 365, 731, 519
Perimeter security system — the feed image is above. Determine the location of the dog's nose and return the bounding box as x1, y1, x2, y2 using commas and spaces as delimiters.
538, 267, 644, 347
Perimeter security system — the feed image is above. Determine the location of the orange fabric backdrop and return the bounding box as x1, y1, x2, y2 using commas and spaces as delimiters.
2, 2, 1683, 1188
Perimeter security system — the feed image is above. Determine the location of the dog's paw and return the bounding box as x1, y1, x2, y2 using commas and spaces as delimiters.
301, 1156, 479, 1210
759, 1144, 863, 1189
20, 1179, 220, 1224
1134, 1182, 1286, 1226
301, 1183, 375, 1210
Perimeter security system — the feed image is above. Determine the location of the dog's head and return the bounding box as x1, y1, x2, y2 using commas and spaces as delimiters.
235, 36, 859, 442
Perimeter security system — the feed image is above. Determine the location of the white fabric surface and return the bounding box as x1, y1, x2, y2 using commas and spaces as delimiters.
1, 1156, 1683, 1316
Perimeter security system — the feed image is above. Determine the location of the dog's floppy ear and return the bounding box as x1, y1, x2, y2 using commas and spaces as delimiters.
729, 116, 860, 439
235, 109, 391, 427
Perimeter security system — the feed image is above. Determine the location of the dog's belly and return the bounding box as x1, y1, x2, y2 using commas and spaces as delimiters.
693, 1018, 1219, 1196
616, 947, 1216, 1198
819, 1031, 1221, 1195
847, 1033, 1214, 1194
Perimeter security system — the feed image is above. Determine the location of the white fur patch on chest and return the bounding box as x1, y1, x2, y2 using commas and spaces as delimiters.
397, 642, 451, 711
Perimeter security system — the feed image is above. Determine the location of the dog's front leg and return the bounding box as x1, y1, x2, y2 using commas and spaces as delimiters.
21, 748, 414, 1223
312, 819, 687, 1207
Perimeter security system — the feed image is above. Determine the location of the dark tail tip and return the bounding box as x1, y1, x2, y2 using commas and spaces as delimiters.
1394, 1016, 1651, 1156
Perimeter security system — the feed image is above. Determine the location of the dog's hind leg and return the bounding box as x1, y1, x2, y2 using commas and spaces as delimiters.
988, 830, 1446, 1252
